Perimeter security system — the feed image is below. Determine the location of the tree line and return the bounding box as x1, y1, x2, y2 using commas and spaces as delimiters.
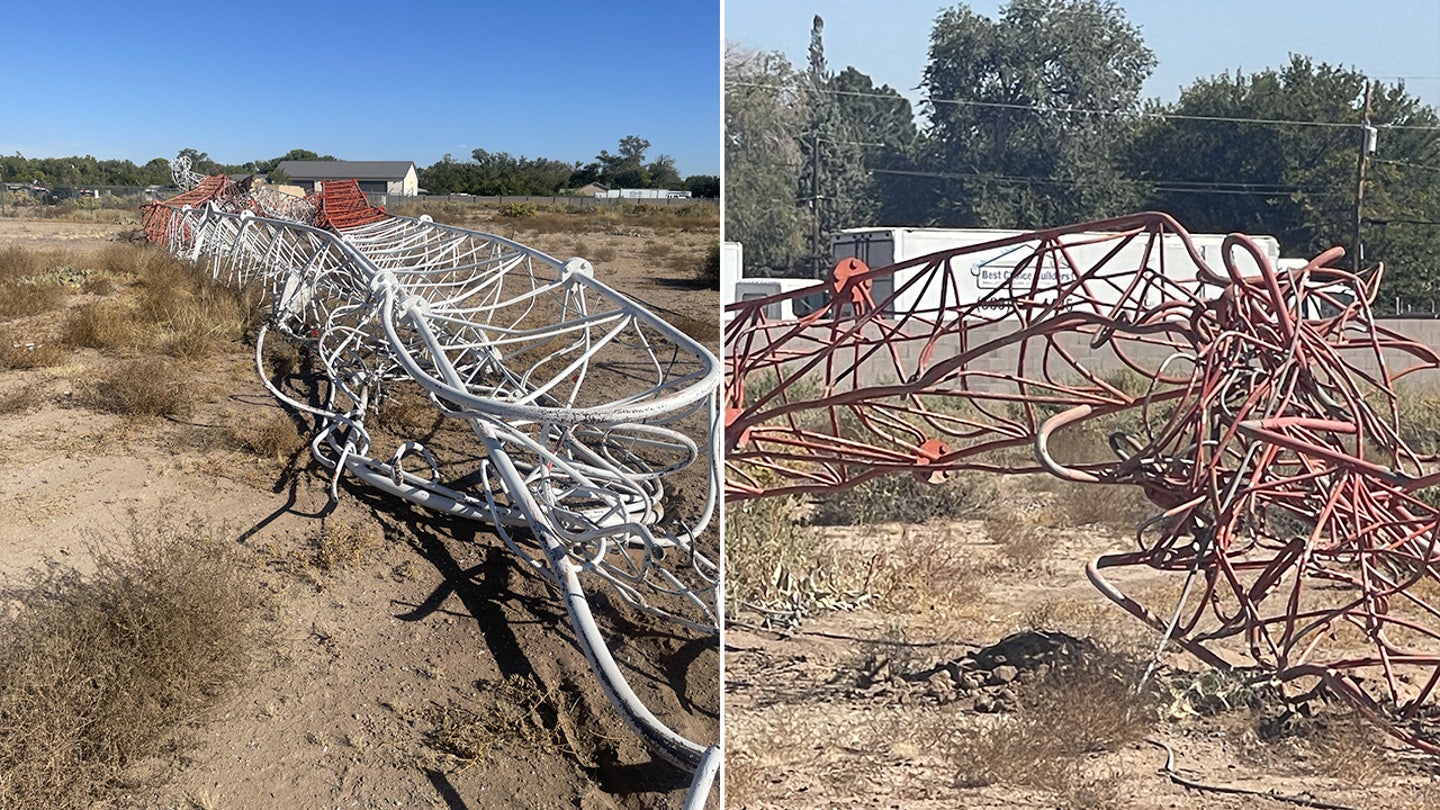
726, 1, 1440, 312
421, 135, 718, 197
1, 138, 720, 199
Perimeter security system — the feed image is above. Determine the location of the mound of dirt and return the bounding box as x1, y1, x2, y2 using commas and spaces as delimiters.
854, 629, 1098, 712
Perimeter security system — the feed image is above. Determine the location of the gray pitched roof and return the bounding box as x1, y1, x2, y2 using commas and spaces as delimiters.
275, 160, 415, 180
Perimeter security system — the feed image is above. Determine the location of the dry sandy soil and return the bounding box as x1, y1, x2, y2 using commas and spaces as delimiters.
724, 487, 1440, 810
0, 212, 719, 809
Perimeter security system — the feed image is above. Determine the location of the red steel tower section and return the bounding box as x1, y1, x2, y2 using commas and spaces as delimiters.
726, 212, 1440, 752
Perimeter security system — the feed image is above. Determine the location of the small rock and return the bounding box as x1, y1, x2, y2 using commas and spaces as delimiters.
926, 671, 954, 698
990, 664, 1019, 684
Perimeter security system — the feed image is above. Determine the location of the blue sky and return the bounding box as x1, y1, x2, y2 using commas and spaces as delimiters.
0, 1, 721, 175
725, 0, 1440, 115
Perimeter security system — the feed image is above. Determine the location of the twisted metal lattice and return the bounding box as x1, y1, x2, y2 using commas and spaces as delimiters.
142, 177, 721, 804
726, 212, 1440, 753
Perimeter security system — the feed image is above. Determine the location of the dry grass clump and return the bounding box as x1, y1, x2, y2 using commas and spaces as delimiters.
0, 337, 67, 369
947, 645, 1159, 804
0, 518, 263, 809
0, 383, 45, 414
1042, 479, 1154, 533
135, 255, 255, 359
0, 246, 138, 319
80, 357, 195, 418
313, 520, 384, 571
0, 244, 42, 282
811, 471, 993, 526
724, 494, 814, 612
376, 386, 438, 436
63, 300, 136, 350
228, 412, 306, 461
0, 246, 73, 318
0, 278, 66, 318
1392, 385, 1440, 457
423, 674, 574, 765
985, 513, 1052, 570
728, 494, 988, 617
60, 246, 257, 359
860, 526, 988, 614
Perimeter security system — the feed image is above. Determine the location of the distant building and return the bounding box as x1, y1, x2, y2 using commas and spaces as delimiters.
597, 188, 692, 200
572, 182, 609, 197
276, 161, 419, 196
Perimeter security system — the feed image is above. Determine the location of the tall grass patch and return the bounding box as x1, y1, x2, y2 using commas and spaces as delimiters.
0, 519, 264, 808
947, 644, 1160, 802
811, 471, 993, 526
0, 246, 71, 319
81, 357, 195, 418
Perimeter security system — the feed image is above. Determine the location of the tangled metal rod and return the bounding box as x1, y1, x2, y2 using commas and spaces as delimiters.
143, 176, 721, 804
726, 212, 1440, 753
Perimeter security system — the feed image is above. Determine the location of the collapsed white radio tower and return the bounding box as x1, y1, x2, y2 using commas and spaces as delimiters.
143, 175, 721, 806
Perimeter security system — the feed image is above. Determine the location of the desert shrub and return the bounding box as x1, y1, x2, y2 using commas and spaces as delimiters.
1045, 480, 1153, 533
860, 526, 989, 614
0, 338, 66, 370
424, 674, 572, 764
0, 384, 45, 414
81, 357, 194, 418
948, 644, 1159, 797
986, 513, 1051, 570
0, 518, 263, 808
498, 202, 538, 218
228, 412, 306, 461
725, 494, 821, 612
811, 471, 992, 525
0, 279, 66, 319
700, 241, 720, 287
63, 301, 135, 350
591, 245, 617, 263
313, 520, 383, 571
0, 245, 41, 283
1393, 386, 1440, 457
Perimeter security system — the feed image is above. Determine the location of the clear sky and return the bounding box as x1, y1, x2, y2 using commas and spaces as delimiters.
0, 0, 721, 176
725, 0, 1440, 115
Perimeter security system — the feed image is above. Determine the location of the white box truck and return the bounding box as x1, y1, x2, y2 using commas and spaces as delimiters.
722, 241, 829, 322
728, 278, 827, 322
720, 242, 744, 306
831, 227, 1281, 318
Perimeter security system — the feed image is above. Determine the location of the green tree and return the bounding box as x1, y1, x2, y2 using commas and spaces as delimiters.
799, 15, 879, 274
646, 154, 683, 189
724, 45, 809, 275
1127, 56, 1440, 311
685, 175, 720, 198
590, 135, 653, 188
923, 0, 1154, 228
830, 67, 930, 226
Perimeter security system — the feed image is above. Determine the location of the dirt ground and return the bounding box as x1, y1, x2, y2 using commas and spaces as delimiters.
724, 502, 1440, 810
0, 214, 719, 809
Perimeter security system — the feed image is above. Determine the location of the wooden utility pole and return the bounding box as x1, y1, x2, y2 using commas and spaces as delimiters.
812, 134, 822, 279
1353, 79, 1374, 273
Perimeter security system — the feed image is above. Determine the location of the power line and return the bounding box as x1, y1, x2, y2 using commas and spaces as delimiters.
1374, 158, 1440, 172
866, 167, 1347, 197
728, 80, 1440, 131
